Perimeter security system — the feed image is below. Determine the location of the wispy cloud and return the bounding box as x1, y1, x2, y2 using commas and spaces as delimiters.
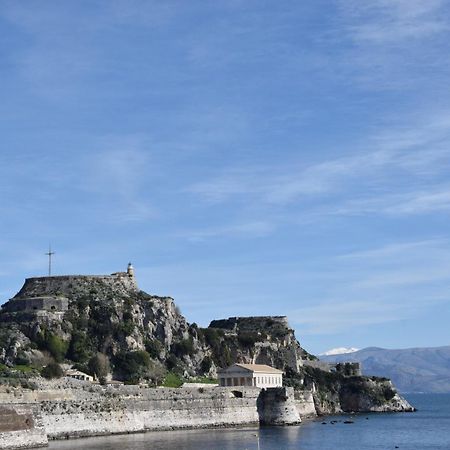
332, 185, 450, 217
340, 0, 448, 43
288, 236, 450, 334
338, 239, 449, 260
82, 140, 156, 222
182, 221, 275, 242
330, 0, 450, 90
290, 297, 446, 335
188, 112, 450, 215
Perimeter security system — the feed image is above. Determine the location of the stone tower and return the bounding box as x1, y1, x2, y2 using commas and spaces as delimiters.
127, 262, 135, 278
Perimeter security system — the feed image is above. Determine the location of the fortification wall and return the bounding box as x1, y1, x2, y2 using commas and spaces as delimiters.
257, 387, 301, 425
0, 383, 301, 448
293, 390, 316, 418
13, 274, 138, 300
209, 316, 289, 331
3, 297, 69, 313
0, 404, 47, 449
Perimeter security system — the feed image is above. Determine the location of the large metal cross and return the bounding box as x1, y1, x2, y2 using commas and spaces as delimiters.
45, 245, 55, 276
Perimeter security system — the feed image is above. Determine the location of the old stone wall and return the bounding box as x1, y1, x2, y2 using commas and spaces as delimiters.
3, 297, 69, 313
0, 404, 47, 449
293, 390, 316, 418
0, 382, 304, 448
257, 387, 301, 425
41, 386, 261, 439
209, 316, 289, 332
13, 274, 138, 300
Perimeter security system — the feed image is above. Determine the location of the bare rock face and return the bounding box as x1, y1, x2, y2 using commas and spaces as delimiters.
339, 378, 415, 412
207, 316, 308, 373
290, 365, 415, 415
0, 273, 208, 379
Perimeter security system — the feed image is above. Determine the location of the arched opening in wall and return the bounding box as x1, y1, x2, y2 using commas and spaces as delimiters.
33, 307, 37, 310
51, 306, 56, 310
230, 390, 243, 398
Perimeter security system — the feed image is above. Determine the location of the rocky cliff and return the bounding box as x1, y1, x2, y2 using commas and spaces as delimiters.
0, 269, 414, 415
321, 345, 450, 393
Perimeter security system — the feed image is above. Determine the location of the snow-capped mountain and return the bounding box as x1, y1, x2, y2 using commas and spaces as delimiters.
319, 347, 359, 356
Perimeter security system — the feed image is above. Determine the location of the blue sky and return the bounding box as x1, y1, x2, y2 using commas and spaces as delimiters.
1, 0, 449, 354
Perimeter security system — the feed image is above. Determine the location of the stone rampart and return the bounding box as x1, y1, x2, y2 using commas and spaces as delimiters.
2, 297, 69, 313
0, 404, 47, 449
41, 386, 261, 439
257, 387, 301, 425
293, 390, 316, 417
0, 383, 302, 448
209, 316, 289, 332
12, 273, 138, 301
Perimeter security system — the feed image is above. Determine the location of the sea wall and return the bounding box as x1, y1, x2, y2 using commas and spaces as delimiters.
257, 387, 301, 425
41, 386, 261, 439
293, 390, 316, 418
0, 382, 301, 449
0, 404, 47, 449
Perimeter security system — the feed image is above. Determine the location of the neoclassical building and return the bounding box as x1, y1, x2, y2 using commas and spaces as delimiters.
217, 363, 283, 388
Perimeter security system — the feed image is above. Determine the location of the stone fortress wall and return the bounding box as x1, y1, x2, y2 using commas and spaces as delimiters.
0, 381, 303, 449
209, 316, 289, 331
2, 297, 69, 313
2, 265, 138, 315
303, 359, 362, 377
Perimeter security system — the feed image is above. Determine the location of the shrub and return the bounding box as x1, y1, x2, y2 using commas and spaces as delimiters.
14, 353, 30, 366
46, 334, 69, 362
114, 350, 151, 383
88, 353, 110, 380
37, 330, 68, 362
67, 332, 91, 363
200, 356, 212, 373
41, 362, 63, 379
237, 331, 259, 348
203, 328, 221, 348
144, 338, 163, 359
166, 354, 182, 373
162, 372, 183, 388
172, 338, 194, 357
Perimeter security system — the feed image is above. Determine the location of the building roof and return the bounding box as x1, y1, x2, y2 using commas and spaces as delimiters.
65, 369, 93, 378
218, 363, 283, 374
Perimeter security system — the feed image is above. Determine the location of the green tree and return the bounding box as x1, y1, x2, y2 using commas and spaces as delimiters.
67, 332, 90, 363
88, 353, 110, 383
114, 350, 151, 383
41, 362, 63, 379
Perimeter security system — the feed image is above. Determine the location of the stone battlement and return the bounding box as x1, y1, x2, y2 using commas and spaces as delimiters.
13, 267, 138, 301
2, 296, 69, 313
209, 316, 289, 332
1, 265, 139, 316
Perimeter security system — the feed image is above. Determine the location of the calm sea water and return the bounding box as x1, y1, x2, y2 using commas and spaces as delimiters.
49, 394, 450, 450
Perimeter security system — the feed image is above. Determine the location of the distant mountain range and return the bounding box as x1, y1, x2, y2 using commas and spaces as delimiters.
320, 345, 450, 393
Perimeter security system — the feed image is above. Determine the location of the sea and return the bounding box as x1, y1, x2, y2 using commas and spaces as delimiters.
49, 394, 450, 450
